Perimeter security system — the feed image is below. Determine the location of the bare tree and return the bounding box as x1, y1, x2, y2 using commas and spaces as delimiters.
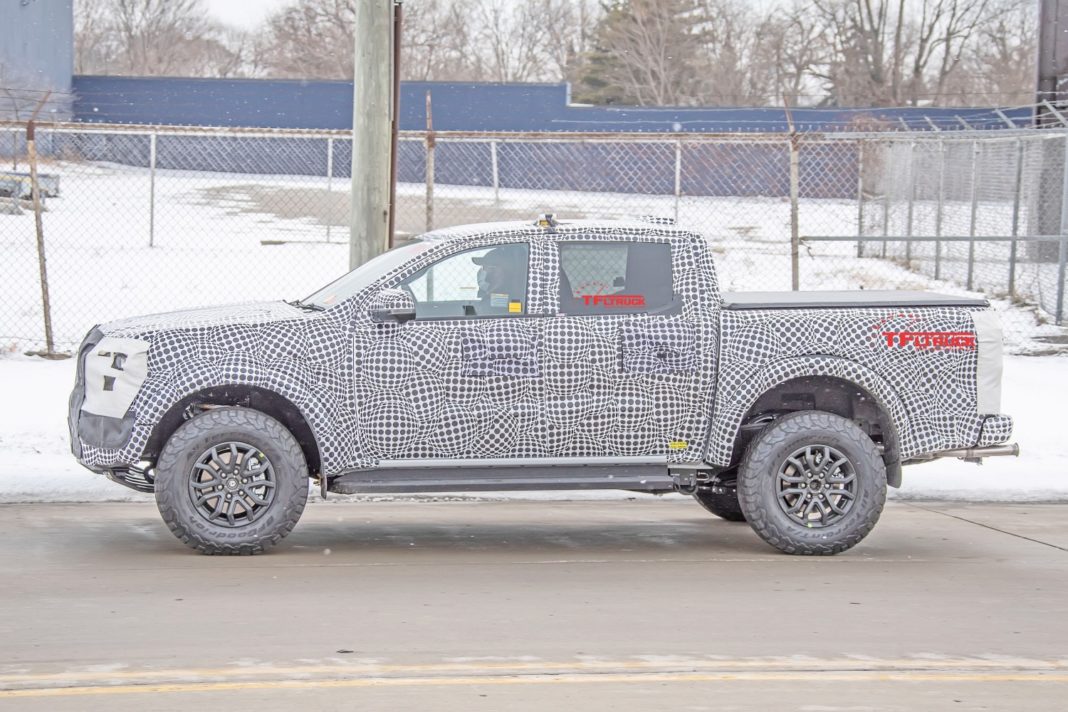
257, 0, 356, 79
750, 4, 829, 106
402, 0, 478, 81
811, 0, 1002, 106
74, 0, 248, 77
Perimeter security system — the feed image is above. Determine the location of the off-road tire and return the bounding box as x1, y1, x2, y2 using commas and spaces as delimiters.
693, 487, 746, 522
155, 407, 309, 555
737, 410, 886, 556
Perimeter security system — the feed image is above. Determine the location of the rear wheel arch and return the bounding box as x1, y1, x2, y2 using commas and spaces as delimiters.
720, 367, 905, 486
144, 385, 322, 477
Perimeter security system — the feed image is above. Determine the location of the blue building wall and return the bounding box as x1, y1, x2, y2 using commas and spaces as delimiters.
71, 75, 1033, 133
0, 0, 73, 118
57, 76, 1032, 200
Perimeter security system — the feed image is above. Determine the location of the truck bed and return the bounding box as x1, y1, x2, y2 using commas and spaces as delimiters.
720, 290, 989, 310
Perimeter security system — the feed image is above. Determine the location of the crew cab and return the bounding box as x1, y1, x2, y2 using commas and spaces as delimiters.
69, 217, 1017, 555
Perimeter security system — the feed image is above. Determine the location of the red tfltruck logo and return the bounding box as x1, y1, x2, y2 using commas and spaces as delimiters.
581, 294, 646, 308
882, 331, 976, 350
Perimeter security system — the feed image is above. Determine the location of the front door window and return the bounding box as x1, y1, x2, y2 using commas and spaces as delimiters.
401, 243, 530, 319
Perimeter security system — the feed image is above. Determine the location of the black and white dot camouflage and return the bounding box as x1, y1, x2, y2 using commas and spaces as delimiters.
76, 219, 1011, 477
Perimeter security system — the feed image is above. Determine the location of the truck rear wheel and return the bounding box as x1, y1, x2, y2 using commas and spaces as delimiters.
737, 410, 886, 555
154, 407, 309, 555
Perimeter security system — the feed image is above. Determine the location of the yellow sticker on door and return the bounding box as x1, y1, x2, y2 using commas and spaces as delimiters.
668, 440, 688, 450
508, 301, 522, 313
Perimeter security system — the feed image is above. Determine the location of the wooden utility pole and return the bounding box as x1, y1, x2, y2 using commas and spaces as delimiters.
1037, 0, 1068, 126
388, 1, 402, 249
1036, 0, 1068, 262
350, 0, 394, 269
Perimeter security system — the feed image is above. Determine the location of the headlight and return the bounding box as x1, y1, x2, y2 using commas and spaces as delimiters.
81, 336, 150, 419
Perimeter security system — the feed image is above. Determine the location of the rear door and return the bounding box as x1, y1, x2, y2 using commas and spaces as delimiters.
540, 236, 714, 461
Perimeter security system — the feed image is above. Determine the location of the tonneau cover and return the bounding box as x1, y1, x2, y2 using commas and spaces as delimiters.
720, 290, 989, 310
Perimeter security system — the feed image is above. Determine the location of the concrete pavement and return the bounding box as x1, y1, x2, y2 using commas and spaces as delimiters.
1, 499, 1066, 710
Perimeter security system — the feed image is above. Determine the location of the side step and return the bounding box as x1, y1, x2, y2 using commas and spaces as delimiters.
328, 460, 673, 495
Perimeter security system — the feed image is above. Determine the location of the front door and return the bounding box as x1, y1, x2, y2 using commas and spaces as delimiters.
352, 240, 546, 462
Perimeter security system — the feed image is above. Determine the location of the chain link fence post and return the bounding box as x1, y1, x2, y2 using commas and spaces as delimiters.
967, 140, 981, 291
881, 138, 890, 258
856, 139, 865, 257
1008, 137, 1024, 297
326, 136, 334, 243
934, 139, 946, 280
490, 139, 500, 206
905, 140, 916, 265
789, 133, 800, 290
674, 139, 682, 225
148, 132, 157, 249
1058, 135, 1068, 325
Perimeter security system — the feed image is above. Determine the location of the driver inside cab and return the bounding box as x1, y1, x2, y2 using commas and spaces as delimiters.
473, 244, 526, 315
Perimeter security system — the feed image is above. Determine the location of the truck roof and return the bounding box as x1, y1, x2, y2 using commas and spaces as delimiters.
416, 218, 703, 245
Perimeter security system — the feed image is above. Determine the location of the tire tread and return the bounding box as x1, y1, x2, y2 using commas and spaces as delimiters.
155, 407, 308, 555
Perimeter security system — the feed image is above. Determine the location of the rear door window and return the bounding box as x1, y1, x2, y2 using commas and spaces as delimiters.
557, 241, 675, 315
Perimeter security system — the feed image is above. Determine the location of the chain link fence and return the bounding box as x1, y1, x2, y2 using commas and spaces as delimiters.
2, 122, 1066, 354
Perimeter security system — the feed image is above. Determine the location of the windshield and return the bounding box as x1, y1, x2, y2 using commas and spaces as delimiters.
303, 241, 433, 308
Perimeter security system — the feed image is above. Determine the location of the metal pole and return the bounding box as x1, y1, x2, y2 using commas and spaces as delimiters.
350, 0, 393, 269
27, 121, 54, 354
425, 90, 434, 233
856, 140, 865, 258
1057, 134, 1068, 324
387, 0, 402, 249
1008, 138, 1024, 297
1058, 234, 1068, 325
935, 139, 946, 280
789, 133, 800, 290
490, 139, 500, 206
905, 140, 916, 265
674, 139, 682, 224
326, 137, 334, 243
148, 132, 157, 248
881, 143, 890, 259
967, 141, 981, 291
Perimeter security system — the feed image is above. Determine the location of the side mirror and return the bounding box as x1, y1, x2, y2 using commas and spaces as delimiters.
367, 288, 416, 324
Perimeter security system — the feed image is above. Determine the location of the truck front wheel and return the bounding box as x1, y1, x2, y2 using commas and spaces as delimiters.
154, 407, 309, 555
737, 411, 886, 555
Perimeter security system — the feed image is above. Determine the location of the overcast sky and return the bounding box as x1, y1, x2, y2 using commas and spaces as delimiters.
203, 0, 292, 29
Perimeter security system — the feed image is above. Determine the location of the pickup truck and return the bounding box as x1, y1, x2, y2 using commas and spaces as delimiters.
69, 216, 1017, 556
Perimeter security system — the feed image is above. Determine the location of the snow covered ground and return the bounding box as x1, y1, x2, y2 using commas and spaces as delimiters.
2, 352, 1064, 504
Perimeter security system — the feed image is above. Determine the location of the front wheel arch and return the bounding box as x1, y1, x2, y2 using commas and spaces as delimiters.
144, 385, 321, 477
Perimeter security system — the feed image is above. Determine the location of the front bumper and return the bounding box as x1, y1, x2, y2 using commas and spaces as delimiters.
68, 327, 144, 472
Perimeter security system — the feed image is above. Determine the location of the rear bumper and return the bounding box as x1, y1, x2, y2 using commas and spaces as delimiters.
977, 414, 1013, 447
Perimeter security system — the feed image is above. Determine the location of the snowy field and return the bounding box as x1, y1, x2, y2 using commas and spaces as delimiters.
2, 160, 1065, 353
1, 352, 1064, 504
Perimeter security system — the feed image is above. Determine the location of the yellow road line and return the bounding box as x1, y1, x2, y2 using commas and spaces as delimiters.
3, 671, 1068, 698
4, 656, 1066, 687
